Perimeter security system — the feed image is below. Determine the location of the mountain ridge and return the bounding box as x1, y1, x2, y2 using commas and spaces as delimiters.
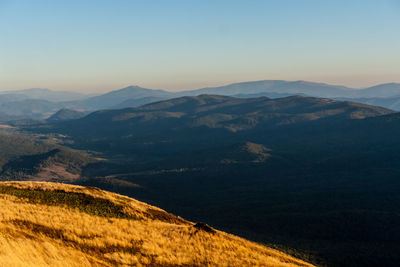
0, 88, 89, 102
1, 80, 400, 121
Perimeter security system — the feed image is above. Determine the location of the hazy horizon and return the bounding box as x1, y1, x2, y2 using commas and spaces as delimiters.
1, 0, 399, 93
1, 79, 400, 94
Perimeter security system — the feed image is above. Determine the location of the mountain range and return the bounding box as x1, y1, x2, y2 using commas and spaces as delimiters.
1, 85, 400, 266
0, 88, 90, 102
1, 80, 400, 122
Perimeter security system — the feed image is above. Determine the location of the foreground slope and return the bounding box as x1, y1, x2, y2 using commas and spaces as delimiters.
0, 181, 312, 267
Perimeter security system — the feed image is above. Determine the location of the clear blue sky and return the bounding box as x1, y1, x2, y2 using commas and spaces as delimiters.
0, 0, 399, 92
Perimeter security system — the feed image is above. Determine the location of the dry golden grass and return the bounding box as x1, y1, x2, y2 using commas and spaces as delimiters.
0, 181, 313, 267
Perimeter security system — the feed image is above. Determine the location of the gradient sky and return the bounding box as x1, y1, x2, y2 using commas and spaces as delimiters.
0, 0, 399, 93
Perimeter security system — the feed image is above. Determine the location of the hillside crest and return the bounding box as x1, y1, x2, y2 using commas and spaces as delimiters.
0, 181, 313, 267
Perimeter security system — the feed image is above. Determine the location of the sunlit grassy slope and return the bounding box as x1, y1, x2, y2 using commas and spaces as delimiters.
0, 181, 313, 267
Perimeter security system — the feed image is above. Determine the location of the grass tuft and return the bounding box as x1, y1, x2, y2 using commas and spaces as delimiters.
0, 186, 134, 219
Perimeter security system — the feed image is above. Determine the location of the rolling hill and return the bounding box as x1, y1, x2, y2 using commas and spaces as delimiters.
0, 93, 29, 104
183, 80, 354, 98
43, 95, 392, 155
110, 96, 168, 109
67, 86, 173, 111
0, 99, 62, 119
0, 181, 312, 267
0, 129, 94, 182
0, 88, 89, 102
355, 83, 400, 98
59, 81, 400, 112
184, 81, 400, 99
0, 89, 90, 121
336, 96, 400, 111
47, 109, 86, 122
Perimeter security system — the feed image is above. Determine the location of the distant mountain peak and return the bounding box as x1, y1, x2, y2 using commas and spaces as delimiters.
122, 85, 147, 90
360, 83, 400, 98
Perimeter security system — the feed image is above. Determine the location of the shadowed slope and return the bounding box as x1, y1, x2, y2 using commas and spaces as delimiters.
47, 109, 85, 122
43, 95, 393, 141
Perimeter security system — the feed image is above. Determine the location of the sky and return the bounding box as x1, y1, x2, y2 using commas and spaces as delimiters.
0, 0, 399, 93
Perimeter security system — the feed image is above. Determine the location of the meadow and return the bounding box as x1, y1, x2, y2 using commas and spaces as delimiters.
0, 181, 313, 267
